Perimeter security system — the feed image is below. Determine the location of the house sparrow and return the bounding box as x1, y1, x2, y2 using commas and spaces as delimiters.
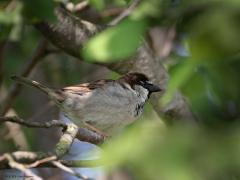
12, 73, 161, 135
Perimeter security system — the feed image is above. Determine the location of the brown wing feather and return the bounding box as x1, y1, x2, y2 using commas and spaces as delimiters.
61, 79, 114, 95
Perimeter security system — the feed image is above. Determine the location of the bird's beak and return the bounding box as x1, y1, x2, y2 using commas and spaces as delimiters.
144, 82, 162, 93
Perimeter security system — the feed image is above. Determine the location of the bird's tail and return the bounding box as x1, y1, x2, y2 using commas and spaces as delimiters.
11, 75, 63, 103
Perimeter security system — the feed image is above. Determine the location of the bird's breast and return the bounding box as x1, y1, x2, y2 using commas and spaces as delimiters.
61, 85, 146, 134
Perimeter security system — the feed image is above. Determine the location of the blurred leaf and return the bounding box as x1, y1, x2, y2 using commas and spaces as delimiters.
0, 1, 23, 40
161, 60, 197, 106
101, 120, 165, 168
89, 0, 127, 10
83, 18, 147, 62
0, 11, 16, 24
133, 0, 161, 19
187, 4, 240, 60
101, 121, 240, 180
89, 0, 105, 10
0, 2, 22, 25
21, 0, 56, 21
115, 0, 128, 5
10, 3, 23, 41
9, 19, 23, 41
53, 0, 66, 2
0, 0, 10, 8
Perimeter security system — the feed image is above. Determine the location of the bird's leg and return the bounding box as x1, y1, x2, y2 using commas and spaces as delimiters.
83, 122, 109, 138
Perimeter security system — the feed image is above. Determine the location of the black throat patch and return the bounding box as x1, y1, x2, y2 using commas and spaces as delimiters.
134, 102, 145, 117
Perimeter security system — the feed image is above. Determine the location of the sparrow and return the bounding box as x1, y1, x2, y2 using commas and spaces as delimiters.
12, 73, 161, 135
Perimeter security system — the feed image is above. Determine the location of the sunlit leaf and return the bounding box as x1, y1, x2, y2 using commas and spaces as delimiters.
188, 5, 240, 60
83, 19, 147, 62
101, 121, 240, 180
133, 0, 161, 19
0, 11, 15, 24
100, 120, 164, 168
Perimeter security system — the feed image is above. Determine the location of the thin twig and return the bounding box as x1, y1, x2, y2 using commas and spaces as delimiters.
0, 116, 97, 179
52, 161, 92, 180
0, 115, 106, 145
0, 39, 49, 150
74, 0, 89, 12
2, 108, 30, 150
67, 0, 89, 13
3, 153, 43, 180
0, 38, 49, 116
0, 116, 96, 162
0, 116, 67, 129
25, 156, 57, 168
109, 0, 141, 26
0, 151, 101, 169
11, 151, 50, 163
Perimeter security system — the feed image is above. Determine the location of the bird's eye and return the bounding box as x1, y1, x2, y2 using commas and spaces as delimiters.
139, 81, 145, 85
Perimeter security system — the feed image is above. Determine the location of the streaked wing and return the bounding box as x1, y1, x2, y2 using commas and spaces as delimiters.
61, 79, 114, 95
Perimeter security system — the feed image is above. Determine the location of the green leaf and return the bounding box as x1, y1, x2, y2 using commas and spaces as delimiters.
0, 9, 19, 25
83, 19, 147, 62
161, 60, 197, 106
0, 2, 23, 40
132, 0, 162, 19
89, 0, 105, 10
21, 0, 56, 21
114, 0, 128, 6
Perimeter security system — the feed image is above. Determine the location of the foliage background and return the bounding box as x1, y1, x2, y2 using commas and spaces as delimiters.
0, 0, 240, 179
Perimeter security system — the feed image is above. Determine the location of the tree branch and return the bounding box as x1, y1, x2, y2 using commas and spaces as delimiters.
0, 116, 79, 157
76, 127, 106, 145
0, 152, 97, 179
35, 6, 102, 60
54, 123, 78, 157
0, 116, 67, 129
0, 151, 100, 170
0, 116, 105, 145
0, 116, 102, 179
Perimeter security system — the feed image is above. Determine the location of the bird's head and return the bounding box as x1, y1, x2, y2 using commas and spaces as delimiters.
119, 72, 162, 97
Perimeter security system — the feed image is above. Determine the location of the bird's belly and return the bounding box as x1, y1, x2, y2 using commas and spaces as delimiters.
62, 101, 138, 134
60, 89, 144, 134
